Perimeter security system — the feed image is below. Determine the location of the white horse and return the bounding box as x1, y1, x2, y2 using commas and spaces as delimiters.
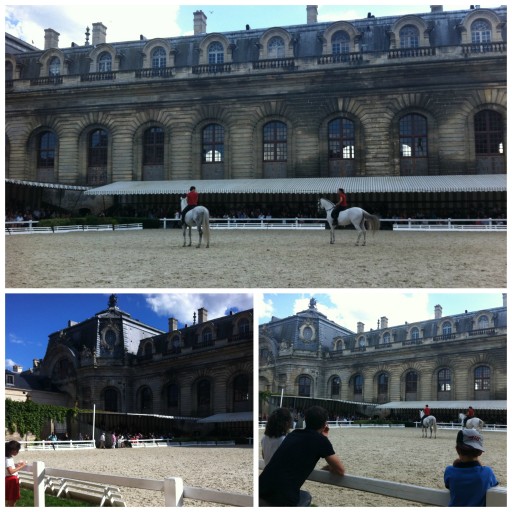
459, 413, 485, 431
420, 410, 437, 439
318, 198, 380, 246
180, 196, 211, 248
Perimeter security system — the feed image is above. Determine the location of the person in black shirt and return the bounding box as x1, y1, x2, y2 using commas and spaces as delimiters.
259, 406, 345, 506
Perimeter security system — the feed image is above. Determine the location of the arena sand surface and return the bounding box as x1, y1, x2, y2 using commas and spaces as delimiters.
5, 229, 506, 288
259, 427, 507, 507
22, 445, 253, 507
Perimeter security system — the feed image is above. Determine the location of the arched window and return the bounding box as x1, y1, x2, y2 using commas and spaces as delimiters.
197, 379, 211, 406
5, 61, 14, 81
471, 19, 492, 43
405, 371, 418, 394
331, 376, 341, 397
170, 335, 181, 354
87, 129, 108, 185
400, 25, 419, 48
144, 342, 153, 359
332, 31, 350, 54
208, 42, 224, 64
438, 369, 451, 391
383, 332, 391, 345
263, 121, 287, 162
474, 110, 504, 156
474, 366, 490, 391
88, 129, 108, 167
152, 47, 166, 68
377, 373, 388, 394
442, 321, 452, 335
353, 374, 363, 394
48, 56, 60, 76
140, 386, 153, 413
202, 328, 212, 344
238, 318, 250, 334
104, 388, 118, 412
233, 374, 250, 403
298, 375, 311, 397
400, 114, 428, 158
358, 336, 366, 348
328, 118, 355, 160
267, 36, 285, 58
143, 127, 164, 165
37, 131, 56, 168
167, 383, 179, 407
411, 327, 420, 340
98, 52, 112, 72
478, 315, 489, 329
202, 124, 224, 163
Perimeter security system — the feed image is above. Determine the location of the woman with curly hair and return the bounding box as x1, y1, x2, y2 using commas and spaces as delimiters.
261, 407, 293, 466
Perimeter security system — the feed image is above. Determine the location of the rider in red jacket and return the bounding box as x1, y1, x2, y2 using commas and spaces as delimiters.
181, 186, 199, 224
331, 188, 348, 226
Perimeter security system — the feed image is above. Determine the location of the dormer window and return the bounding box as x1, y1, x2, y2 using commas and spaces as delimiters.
471, 19, 492, 43
400, 25, 419, 48
268, 36, 285, 58
152, 47, 166, 68
98, 52, 112, 72
208, 42, 224, 64
6, 374, 14, 386
332, 31, 350, 54
48, 56, 60, 76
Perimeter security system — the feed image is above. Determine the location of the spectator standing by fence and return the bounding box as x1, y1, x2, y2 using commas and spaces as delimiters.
5, 440, 28, 507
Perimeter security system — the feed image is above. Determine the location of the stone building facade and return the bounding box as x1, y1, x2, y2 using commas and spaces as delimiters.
5, 5, 507, 217
259, 296, 506, 419
26, 295, 253, 420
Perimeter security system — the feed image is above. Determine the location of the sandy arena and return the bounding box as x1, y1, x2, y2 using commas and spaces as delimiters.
5, 229, 506, 288
21, 445, 253, 507
259, 426, 507, 507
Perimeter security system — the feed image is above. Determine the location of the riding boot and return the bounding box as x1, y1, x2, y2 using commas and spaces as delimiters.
332, 218, 338, 227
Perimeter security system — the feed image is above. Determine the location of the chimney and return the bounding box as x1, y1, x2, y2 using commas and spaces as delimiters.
44, 28, 60, 49
168, 317, 178, 332
357, 321, 365, 333
306, 5, 318, 24
380, 316, 388, 329
13, 365, 23, 373
198, 308, 208, 324
503, 293, 507, 308
92, 22, 107, 45
430, 5, 443, 13
434, 304, 442, 319
193, 10, 207, 35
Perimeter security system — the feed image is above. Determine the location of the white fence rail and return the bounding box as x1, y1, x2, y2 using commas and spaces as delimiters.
23, 461, 253, 507
258, 460, 506, 507
5, 221, 143, 234
7, 218, 506, 234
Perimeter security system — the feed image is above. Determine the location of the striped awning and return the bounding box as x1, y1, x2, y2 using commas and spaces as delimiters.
196, 412, 253, 423
83, 175, 507, 196
6, 178, 89, 191
375, 400, 507, 410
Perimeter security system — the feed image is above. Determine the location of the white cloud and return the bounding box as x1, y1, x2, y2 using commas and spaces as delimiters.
6, 5, 182, 48
8, 333, 26, 345
145, 293, 253, 325
5, 358, 18, 369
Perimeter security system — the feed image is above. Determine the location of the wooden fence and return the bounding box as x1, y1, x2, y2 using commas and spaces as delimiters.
258, 460, 506, 507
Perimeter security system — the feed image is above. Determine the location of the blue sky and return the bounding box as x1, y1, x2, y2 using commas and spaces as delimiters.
4, 292, 253, 371
5, 2, 498, 49
257, 291, 506, 332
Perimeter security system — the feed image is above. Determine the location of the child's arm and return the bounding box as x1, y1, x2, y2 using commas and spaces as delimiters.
6, 460, 27, 475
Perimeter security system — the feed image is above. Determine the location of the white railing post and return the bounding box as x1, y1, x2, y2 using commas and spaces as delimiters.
163, 477, 184, 507
33, 461, 46, 507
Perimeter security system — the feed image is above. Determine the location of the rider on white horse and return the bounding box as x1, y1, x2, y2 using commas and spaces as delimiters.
331, 188, 348, 226
181, 186, 198, 225
462, 406, 475, 427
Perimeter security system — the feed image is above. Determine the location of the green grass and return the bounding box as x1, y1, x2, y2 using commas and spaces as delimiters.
17, 488, 96, 507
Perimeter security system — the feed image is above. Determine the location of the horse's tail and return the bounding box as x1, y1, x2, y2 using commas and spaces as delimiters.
433, 417, 437, 434
202, 209, 210, 246
363, 211, 380, 234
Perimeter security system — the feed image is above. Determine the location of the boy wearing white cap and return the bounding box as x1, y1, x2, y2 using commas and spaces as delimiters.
444, 428, 498, 506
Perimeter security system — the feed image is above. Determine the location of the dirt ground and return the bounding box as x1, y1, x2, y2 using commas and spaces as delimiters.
5, 229, 506, 288
259, 426, 506, 507
20, 445, 253, 507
